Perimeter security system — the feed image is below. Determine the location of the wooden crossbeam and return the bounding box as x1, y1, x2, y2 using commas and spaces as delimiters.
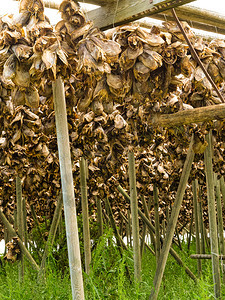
13, 1, 225, 37
153, 5, 225, 36
87, 0, 195, 30
148, 104, 225, 128
190, 254, 225, 260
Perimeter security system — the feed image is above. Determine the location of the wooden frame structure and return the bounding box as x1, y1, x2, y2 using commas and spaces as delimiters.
14, 0, 225, 36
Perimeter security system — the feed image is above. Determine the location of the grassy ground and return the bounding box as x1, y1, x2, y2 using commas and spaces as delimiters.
0, 229, 224, 299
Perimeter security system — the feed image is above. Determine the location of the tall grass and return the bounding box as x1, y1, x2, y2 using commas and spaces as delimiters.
0, 228, 225, 299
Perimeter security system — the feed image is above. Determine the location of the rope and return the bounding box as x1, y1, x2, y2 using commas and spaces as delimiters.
113, 0, 119, 28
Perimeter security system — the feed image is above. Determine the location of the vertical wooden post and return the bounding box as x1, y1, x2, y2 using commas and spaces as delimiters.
16, 176, 24, 281
192, 179, 202, 276
53, 77, 84, 300
187, 211, 193, 252
39, 193, 63, 278
128, 152, 141, 281
215, 178, 225, 282
127, 210, 132, 247
96, 197, 103, 238
220, 176, 225, 206
204, 132, 221, 299
80, 157, 91, 275
142, 196, 155, 251
22, 198, 28, 249
197, 192, 206, 254
140, 198, 147, 257
149, 136, 195, 300
153, 184, 160, 264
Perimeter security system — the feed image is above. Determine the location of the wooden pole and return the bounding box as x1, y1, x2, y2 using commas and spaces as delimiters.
128, 210, 132, 247
0, 209, 39, 271
142, 196, 156, 250
187, 212, 194, 252
120, 211, 155, 256
52, 77, 84, 300
149, 136, 195, 300
204, 132, 221, 299
104, 197, 131, 282
192, 179, 202, 276
190, 254, 225, 260
116, 185, 197, 282
30, 204, 45, 243
197, 191, 206, 255
16, 176, 24, 281
104, 197, 127, 250
148, 103, 225, 128
153, 184, 160, 264
39, 193, 63, 278
128, 152, 141, 281
96, 196, 103, 238
215, 178, 225, 282
220, 176, 225, 207
22, 198, 28, 249
80, 157, 91, 275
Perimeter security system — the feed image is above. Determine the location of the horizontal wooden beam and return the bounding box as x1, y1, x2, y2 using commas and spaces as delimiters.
13, 0, 225, 37
190, 254, 225, 260
149, 104, 225, 128
154, 5, 225, 36
87, 0, 195, 30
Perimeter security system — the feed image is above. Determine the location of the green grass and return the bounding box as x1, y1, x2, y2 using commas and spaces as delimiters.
0, 230, 225, 299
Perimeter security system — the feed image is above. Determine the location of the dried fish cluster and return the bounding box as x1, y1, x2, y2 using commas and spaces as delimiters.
0, 0, 68, 109
1, 0, 225, 238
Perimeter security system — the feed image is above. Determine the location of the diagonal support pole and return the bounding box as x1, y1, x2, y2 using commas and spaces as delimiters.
149, 136, 195, 299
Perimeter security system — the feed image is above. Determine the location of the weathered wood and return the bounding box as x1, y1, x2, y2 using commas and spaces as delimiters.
104, 197, 127, 250
22, 198, 28, 248
87, 0, 195, 30
142, 196, 156, 250
153, 184, 160, 264
204, 132, 221, 299
120, 211, 155, 256
190, 254, 225, 260
192, 179, 201, 276
148, 104, 225, 128
13, 0, 225, 37
153, 5, 225, 36
215, 178, 225, 282
149, 136, 195, 300
220, 176, 225, 207
104, 197, 131, 282
116, 184, 197, 283
16, 176, 24, 281
0, 208, 40, 271
128, 152, 141, 281
53, 77, 84, 300
96, 197, 103, 238
187, 212, 193, 252
197, 191, 206, 255
39, 193, 63, 278
80, 157, 91, 275
127, 210, 132, 247
140, 221, 147, 257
